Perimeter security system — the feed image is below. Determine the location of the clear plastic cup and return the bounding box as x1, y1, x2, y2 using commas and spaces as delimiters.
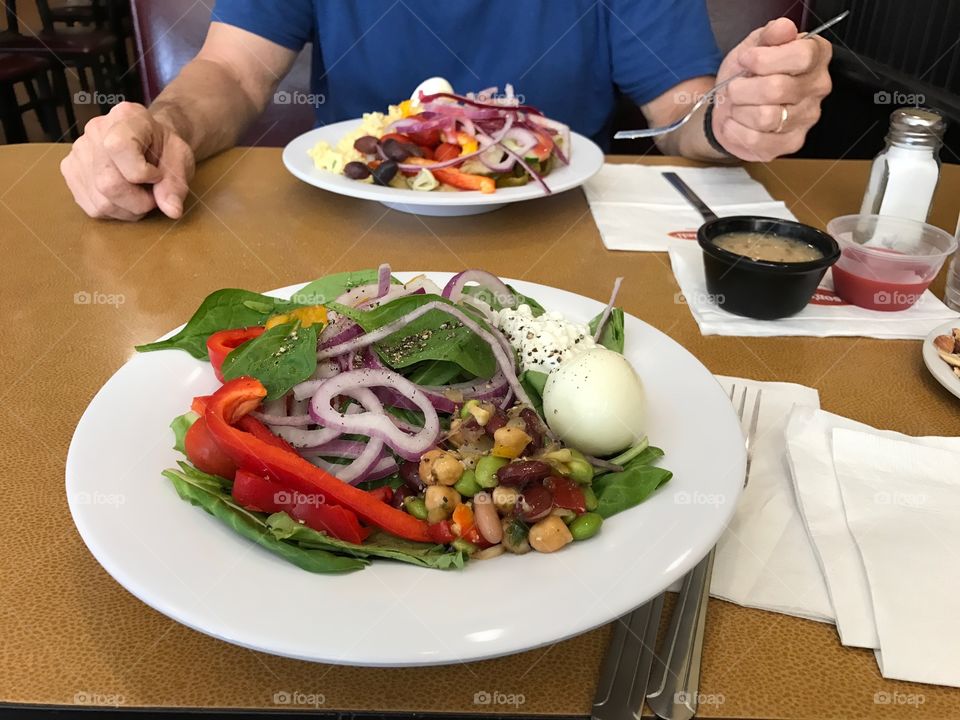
946, 253, 960, 311
826, 214, 958, 311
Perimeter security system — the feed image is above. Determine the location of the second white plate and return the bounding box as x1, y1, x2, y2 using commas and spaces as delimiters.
282, 120, 604, 216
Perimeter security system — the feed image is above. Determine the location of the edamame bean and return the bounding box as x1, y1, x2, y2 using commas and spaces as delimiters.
475, 455, 508, 488
569, 512, 603, 541
567, 449, 594, 484
582, 486, 599, 512
403, 496, 428, 520
451, 537, 478, 554
454, 469, 481, 497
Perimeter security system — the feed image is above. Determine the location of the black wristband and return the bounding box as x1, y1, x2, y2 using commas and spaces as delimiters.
704, 100, 736, 159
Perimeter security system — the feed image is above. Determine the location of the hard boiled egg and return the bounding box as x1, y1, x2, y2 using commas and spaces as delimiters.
542, 347, 647, 456
410, 77, 454, 106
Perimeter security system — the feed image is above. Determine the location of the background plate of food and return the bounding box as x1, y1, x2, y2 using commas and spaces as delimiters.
923, 320, 960, 400
282, 84, 604, 217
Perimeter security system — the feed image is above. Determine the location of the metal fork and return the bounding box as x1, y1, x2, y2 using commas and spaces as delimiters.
646, 385, 762, 720
614, 11, 849, 141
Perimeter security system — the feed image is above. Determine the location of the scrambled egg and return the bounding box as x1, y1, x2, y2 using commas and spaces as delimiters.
308, 105, 404, 174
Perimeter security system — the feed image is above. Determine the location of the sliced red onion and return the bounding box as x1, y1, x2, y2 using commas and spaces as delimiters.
376, 263, 392, 299
253, 411, 313, 427
493, 139, 551, 194
582, 454, 624, 473
309, 436, 384, 483
363, 455, 400, 482
319, 319, 363, 350
442, 270, 518, 308
526, 114, 571, 165
316, 302, 532, 410
273, 424, 340, 448
593, 276, 624, 342
309, 368, 441, 462
395, 115, 513, 173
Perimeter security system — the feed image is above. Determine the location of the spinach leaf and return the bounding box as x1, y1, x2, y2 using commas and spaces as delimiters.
405, 360, 464, 386
221, 321, 318, 400
136, 289, 305, 359
589, 307, 625, 353
291, 269, 383, 305
519, 369, 549, 417
330, 294, 496, 379
163, 465, 366, 573
592, 446, 671, 518
170, 412, 198, 454
462, 284, 546, 316
267, 513, 466, 570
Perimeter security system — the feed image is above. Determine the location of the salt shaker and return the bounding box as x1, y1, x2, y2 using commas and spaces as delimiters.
860, 108, 947, 222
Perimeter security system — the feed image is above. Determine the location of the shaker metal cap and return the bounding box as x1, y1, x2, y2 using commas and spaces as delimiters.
888, 107, 947, 148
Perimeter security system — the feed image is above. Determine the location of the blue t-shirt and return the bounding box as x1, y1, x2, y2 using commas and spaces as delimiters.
211, 0, 721, 147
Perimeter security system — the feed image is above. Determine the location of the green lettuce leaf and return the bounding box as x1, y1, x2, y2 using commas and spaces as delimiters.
589, 307, 625, 353
136, 289, 305, 359
163, 464, 366, 573
291, 269, 384, 305
592, 446, 672, 518
267, 513, 466, 570
170, 412, 198, 454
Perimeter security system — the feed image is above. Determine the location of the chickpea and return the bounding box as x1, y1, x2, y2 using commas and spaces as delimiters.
424, 485, 461, 519
492, 485, 520, 515
492, 426, 532, 459
529, 516, 574, 553
419, 449, 464, 486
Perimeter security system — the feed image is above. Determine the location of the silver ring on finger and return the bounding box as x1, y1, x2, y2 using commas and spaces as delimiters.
775, 104, 789, 134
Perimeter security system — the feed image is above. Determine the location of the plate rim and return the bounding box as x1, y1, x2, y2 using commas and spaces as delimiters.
66, 273, 745, 666
922, 320, 960, 400
281, 119, 604, 207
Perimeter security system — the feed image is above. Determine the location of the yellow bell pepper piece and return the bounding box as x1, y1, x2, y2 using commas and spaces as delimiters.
456, 131, 478, 155
398, 99, 414, 118
264, 305, 328, 330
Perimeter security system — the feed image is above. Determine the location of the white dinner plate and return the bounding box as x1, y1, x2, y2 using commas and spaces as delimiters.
66, 273, 745, 666
282, 120, 604, 216
922, 320, 960, 400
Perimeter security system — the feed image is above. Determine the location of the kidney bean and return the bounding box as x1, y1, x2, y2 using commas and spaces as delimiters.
520, 408, 545, 451
517, 483, 553, 522
484, 409, 508, 436
391, 484, 412, 509
353, 135, 379, 154
495, 460, 552, 487
343, 161, 371, 180
399, 460, 425, 493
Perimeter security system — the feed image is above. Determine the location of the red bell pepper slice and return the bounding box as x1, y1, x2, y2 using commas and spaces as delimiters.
192, 394, 296, 455
544, 476, 587, 514
427, 520, 456, 545
184, 415, 238, 479
368, 486, 393, 504
206, 327, 265, 382
204, 377, 431, 543
232, 469, 369, 544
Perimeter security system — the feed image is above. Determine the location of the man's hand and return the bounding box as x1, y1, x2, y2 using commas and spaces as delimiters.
60, 102, 194, 221
712, 18, 833, 162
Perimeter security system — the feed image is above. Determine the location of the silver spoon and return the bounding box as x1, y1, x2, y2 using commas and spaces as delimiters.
614, 10, 850, 141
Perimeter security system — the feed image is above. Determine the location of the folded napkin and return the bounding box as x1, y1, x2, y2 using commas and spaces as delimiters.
584, 164, 797, 252
707, 376, 835, 623
833, 429, 960, 687
669, 242, 959, 338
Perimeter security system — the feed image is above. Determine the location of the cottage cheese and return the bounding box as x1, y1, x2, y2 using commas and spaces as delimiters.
495, 304, 596, 373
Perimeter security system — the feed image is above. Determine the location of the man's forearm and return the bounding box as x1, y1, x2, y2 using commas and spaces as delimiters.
149, 58, 263, 161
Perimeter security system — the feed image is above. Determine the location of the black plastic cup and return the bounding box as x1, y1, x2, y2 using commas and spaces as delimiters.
697, 217, 841, 320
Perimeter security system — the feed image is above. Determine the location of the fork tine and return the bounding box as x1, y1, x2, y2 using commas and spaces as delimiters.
745, 388, 762, 477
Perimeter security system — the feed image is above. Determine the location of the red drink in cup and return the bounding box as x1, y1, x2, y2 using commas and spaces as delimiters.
826, 215, 957, 312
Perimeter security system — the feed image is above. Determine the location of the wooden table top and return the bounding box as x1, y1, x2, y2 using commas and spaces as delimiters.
1, 143, 958, 719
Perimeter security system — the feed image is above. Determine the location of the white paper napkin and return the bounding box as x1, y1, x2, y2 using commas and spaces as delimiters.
786, 408, 960, 652
707, 376, 835, 623
584, 164, 797, 252
832, 428, 960, 687
669, 242, 959, 339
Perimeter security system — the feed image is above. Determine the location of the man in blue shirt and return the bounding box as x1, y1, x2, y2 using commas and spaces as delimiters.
61, 1, 833, 221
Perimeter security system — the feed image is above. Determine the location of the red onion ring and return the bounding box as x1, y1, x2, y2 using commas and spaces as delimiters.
309, 368, 441, 462
593, 276, 624, 342
316, 301, 533, 410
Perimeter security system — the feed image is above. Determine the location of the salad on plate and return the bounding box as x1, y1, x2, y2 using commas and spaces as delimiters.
308, 78, 571, 195
136, 268, 670, 573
